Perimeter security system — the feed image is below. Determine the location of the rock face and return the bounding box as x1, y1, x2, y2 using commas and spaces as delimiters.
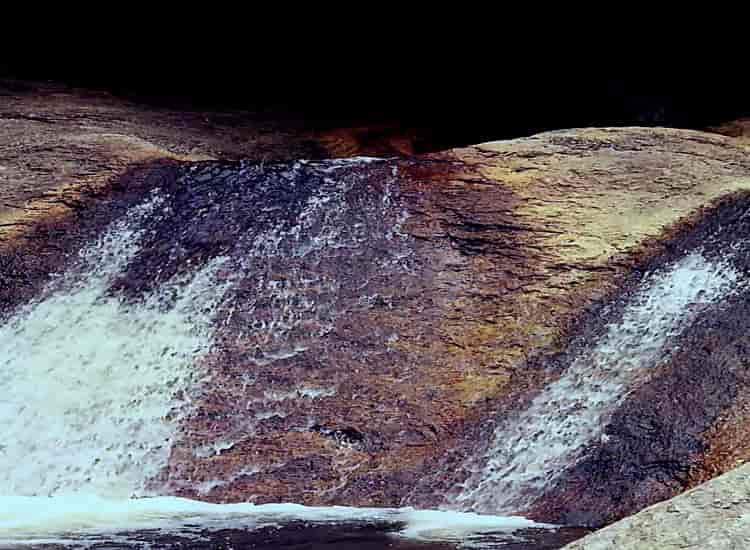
4, 82, 750, 533
708, 117, 750, 146
0, 80, 428, 311
561, 463, 750, 549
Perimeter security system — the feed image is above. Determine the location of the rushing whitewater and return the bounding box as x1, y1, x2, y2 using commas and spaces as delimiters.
0, 193, 232, 497
455, 250, 742, 512
0, 158, 564, 548
5, 153, 740, 546
0, 159, 411, 499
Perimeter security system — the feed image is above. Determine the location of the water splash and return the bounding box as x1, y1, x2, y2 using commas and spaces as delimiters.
455, 251, 742, 512
0, 494, 551, 548
171, 160, 417, 484
0, 193, 230, 498
231, 161, 413, 367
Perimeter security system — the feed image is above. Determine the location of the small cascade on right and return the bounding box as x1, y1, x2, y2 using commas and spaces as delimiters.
453, 249, 743, 514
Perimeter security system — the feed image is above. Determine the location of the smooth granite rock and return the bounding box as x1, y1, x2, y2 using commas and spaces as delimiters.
562, 463, 750, 549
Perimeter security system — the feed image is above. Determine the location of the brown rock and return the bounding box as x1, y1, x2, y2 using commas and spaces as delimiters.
4, 82, 750, 533
707, 117, 750, 146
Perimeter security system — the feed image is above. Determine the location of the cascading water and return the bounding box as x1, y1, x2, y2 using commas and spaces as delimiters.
454, 249, 743, 513
0, 158, 562, 548
4, 152, 737, 548
0, 194, 231, 498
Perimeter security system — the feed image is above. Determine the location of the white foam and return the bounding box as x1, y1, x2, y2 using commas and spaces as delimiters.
0, 494, 550, 546
314, 156, 385, 169
262, 386, 337, 401
0, 165, 550, 547
456, 251, 742, 512
0, 196, 231, 498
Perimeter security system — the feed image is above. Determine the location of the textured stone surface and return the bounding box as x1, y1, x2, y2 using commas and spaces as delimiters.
4, 83, 750, 532
0, 81, 423, 310
708, 118, 750, 146
519, 193, 750, 526
0, 79, 420, 226
562, 463, 750, 549
144, 129, 750, 520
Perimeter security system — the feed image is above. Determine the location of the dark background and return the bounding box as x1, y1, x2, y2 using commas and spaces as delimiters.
2, 41, 747, 144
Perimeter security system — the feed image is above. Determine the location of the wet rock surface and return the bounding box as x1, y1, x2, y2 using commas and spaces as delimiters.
708, 117, 750, 146
4, 83, 750, 537
0, 80, 427, 313
526, 195, 750, 526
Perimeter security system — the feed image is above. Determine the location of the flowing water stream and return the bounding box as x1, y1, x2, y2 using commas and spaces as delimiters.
0, 157, 741, 548
453, 250, 742, 512
0, 159, 578, 548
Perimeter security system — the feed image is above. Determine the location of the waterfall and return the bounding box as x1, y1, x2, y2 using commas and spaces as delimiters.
454, 250, 742, 512
0, 192, 231, 498
5, 153, 725, 546
0, 159, 559, 547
